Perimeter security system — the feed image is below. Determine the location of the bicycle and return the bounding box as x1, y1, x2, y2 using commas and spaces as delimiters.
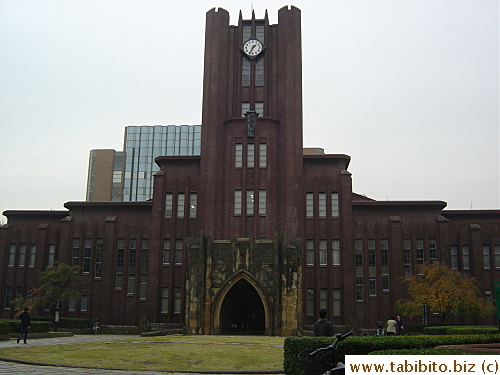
299, 331, 353, 375
92, 318, 101, 334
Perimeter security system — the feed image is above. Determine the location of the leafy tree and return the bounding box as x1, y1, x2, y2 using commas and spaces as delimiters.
11, 262, 84, 315
395, 261, 495, 322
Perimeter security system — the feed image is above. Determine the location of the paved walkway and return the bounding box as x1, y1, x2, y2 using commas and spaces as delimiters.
0, 335, 203, 374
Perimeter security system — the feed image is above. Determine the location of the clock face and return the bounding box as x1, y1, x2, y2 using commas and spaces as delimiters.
243, 39, 263, 57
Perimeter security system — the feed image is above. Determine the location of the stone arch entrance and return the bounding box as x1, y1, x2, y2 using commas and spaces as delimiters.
213, 271, 271, 335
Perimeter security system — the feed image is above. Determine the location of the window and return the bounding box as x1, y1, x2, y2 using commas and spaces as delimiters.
495, 245, 500, 269
163, 240, 171, 265
175, 239, 183, 265
246, 189, 254, 215
318, 193, 326, 217
83, 239, 91, 273
258, 189, 266, 215
381, 240, 388, 266
416, 239, 424, 265
428, 239, 437, 260
486, 290, 492, 301
174, 287, 181, 314
47, 244, 55, 267
72, 239, 79, 266
355, 240, 363, 266
403, 240, 411, 275
332, 289, 341, 315
332, 240, 340, 265
161, 287, 169, 313
140, 240, 148, 299
189, 193, 197, 218
306, 240, 314, 266
356, 277, 364, 301
306, 193, 314, 218
483, 245, 491, 269
95, 239, 103, 278
307, 289, 315, 316
80, 296, 88, 312
462, 245, 469, 269
259, 143, 267, 168
234, 190, 242, 215
28, 245, 36, 268
241, 101, 250, 115
5, 286, 12, 309
18, 244, 25, 267
369, 278, 377, 296
128, 239, 137, 294
320, 288, 328, 310
242, 61, 250, 87
382, 274, 389, 291
235, 143, 243, 168
165, 193, 173, 218
319, 240, 327, 266
8, 244, 15, 267
116, 239, 124, 289
68, 298, 76, 311
247, 144, 255, 168
255, 101, 264, 116
331, 193, 339, 217
451, 246, 458, 269
177, 193, 185, 218
255, 59, 264, 86
368, 240, 375, 266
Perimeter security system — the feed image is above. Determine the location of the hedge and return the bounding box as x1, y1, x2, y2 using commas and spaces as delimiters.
424, 326, 499, 335
369, 347, 497, 355
284, 334, 500, 375
0, 322, 8, 335
0, 319, 51, 333
31, 317, 92, 329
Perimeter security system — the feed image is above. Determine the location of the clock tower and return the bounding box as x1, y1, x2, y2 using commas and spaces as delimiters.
183, 6, 304, 335
199, 6, 304, 240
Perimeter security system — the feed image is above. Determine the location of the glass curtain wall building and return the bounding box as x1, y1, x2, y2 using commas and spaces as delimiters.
123, 125, 201, 201
86, 125, 201, 202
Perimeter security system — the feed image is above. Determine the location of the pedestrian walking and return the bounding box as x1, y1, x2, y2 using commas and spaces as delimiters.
385, 317, 397, 336
17, 307, 31, 344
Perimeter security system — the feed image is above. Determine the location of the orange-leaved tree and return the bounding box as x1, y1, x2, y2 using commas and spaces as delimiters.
395, 261, 495, 322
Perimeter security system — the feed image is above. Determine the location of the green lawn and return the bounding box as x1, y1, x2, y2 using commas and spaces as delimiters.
0, 335, 285, 372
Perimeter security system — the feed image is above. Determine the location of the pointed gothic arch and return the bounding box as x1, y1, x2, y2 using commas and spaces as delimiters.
212, 270, 272, 335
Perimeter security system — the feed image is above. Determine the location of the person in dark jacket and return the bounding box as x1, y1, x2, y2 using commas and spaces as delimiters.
314, 308, 334, 336
17, 307, 31, 344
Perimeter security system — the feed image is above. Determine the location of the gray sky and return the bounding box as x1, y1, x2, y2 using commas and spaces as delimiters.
0, 0, 498, 222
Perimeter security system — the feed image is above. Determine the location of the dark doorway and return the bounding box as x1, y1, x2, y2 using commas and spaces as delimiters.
220, 279, 265, 334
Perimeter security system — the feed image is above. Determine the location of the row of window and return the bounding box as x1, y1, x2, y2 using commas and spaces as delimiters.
234, 189, 266, 216
241, 102, 264, 117
115, 239, 149, 299
8, 244, 55, 268
235, 142, 267, 168
242, 23, 265, 87
307, 288, 341, 316
165, 192, 197, 219
451, 244, 500, 270
306, 192, 340, 218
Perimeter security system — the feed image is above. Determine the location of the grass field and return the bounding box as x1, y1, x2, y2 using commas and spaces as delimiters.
0, 335, 286, 372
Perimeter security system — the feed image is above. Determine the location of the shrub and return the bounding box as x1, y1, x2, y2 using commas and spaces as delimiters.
31, 316, 91, 329
284, 334, 500, 375
369, 348, 497, 355
423, 326, 499, 335
0, 322, 8, 335
0, 319, 52, 333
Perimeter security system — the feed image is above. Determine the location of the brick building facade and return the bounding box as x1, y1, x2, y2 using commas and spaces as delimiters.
1, 6, 499, 335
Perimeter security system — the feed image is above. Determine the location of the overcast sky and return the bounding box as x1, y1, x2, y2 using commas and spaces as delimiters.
0, 0, 498, 222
